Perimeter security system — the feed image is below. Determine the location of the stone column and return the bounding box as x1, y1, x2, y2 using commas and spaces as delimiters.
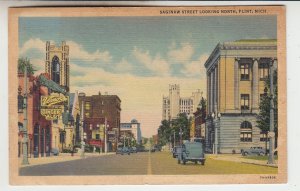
234, 58, 239, 110
252, 58, 259, 112
210, 69, 214, 113
214, 66, 218, 112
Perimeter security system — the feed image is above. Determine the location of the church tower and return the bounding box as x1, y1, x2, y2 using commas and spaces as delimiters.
45, 41, 70, 92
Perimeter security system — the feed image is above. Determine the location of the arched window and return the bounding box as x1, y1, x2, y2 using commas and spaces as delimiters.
52, 56, 60, 84
240, 121, 252, 129
240, 121, 252, 142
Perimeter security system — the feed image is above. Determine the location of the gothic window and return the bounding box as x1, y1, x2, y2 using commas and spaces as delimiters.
240, 63, 250, 80
240, 94, 250, 110
240, 121, 252, 142
52, 56, 60, 84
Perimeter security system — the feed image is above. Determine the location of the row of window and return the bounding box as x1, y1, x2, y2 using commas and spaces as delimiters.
240, 62, 270, 80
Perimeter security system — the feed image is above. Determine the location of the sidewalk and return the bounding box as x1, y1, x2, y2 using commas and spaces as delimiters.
19, 152, 114, 167
207, 154, 278, 167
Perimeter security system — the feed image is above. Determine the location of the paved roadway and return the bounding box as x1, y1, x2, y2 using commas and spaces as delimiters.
19, 151, 277, 176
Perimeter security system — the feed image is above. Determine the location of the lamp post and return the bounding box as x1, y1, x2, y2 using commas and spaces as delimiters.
212, 112, 221, 154
173, 130, 176, 147
80, 100, 85, 158
104, 118, 108, 153
22, 64, 29, 165
179, 127, 183, 145
268, 60, 275, 165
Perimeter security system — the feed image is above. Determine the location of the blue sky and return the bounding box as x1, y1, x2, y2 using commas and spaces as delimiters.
19, 16, 277, 137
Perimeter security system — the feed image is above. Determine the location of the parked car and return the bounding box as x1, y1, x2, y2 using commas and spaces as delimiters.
116, 147, 131, 155
241, 147, 266, 156
172, 146, 182, 158
177, 142, 205, 165
51, 148, 59, 156
131, 147, 137, 153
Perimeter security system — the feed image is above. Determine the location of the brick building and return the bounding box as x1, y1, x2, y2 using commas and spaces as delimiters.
18, 73, 52, 158
78, 92, 121, 151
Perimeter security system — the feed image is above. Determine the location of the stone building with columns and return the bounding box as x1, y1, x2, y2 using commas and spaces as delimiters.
204, 39, 277, 154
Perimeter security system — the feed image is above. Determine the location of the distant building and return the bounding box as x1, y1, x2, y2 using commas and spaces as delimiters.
205, 39, 277, 154
78, 92, 121, 151
193, 99, 206, 138
162, 85, 202, 120
120, 119, 142, 145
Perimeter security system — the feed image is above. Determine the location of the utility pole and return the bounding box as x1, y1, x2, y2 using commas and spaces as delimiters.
104, 117, 107, 153
268, 60, 275, 164
173, 131, 175, 147
80, 100, 85, 158
22, 65, 29, 165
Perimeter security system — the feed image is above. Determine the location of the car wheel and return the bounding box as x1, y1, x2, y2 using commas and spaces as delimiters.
259, 152, 264, 156
201, 161, 205, 165
244, 152, 248, 156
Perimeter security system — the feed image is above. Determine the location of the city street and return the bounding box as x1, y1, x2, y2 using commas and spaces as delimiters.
19, 151, 277, 176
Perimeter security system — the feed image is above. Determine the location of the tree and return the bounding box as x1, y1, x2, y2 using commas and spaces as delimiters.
157, 119, 171, 146
18, 57, 36, 75
257, 69, 278, 153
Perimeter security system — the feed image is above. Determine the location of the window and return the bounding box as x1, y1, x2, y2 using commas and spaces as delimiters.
240, 94, 250, 110
259, 63, 269, 80
240, 63, 250, 80
240, 121, 252, 142
85, 101, 91, 110
18, 95, 24, 113
240, 133, 252, 142
260, 132, 269, 142
51, 56, 60, 84
96, 134, 100, 140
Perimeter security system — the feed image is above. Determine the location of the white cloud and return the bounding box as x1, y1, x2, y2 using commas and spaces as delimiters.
132, 47, 170, 76
19, 38, 112, 64
69, 62, 206, 137
168, 43, 195, 64
67, 41, 112, 63
114, 58, 133, 72
19, 38, 46, 56
183, 54, 209, 77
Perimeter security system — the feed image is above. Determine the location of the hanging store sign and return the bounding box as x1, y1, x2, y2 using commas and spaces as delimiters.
41, 95, 68, 107
40, 95, 69, 120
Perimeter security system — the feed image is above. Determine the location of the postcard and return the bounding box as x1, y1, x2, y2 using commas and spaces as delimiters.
9, 6, 286, 184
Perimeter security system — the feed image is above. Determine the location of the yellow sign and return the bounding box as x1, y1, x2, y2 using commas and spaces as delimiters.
41, 107, 64, 120
41, 95, 68, 107
40, 95, 68, 120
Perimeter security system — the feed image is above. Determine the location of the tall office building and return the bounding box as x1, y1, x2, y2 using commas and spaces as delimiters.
162, 85, 202, 120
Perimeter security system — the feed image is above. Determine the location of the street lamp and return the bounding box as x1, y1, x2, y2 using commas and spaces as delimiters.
212, 112, 221, 154
21, 64, 29, 165
268, 59, 276, 165
179, 127, 183, 145
104, 118, 109, 153
80, 100, 85, 158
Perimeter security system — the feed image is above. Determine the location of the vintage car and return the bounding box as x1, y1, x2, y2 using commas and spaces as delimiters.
241, 147, 266, 156
116, 147, 131, 155
177, 142, 205, 165
172, 146, 181, 158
